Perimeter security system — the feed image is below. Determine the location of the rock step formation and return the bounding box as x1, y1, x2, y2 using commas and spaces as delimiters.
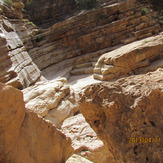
26, 0, 160, 79
94, 32, 163, 81
79, 69, 163, 163
71, 67, 94, 75
74, 62, 93, 69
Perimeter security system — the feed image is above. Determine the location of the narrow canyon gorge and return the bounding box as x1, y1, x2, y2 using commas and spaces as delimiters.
0, 0, 162, 162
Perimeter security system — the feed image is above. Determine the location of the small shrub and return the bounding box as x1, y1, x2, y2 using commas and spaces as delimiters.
35, 34, 44, 42
26, 21, 35, 26
0, 8, 3, 14
141, 8, 149, 15
159, 19, 163, 25
3, 0, 13, 6
26, 0, 32, 5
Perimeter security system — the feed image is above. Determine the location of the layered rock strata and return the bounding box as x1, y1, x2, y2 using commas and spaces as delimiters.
0, 4, 43, 89
0, 82, 73, 163
79, 69, 163, 163
23, 78, 77, 127
26, 0, 161, 78
94, 32, 163, 81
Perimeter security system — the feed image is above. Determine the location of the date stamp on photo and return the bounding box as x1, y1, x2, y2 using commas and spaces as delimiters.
128, 137, 161, 143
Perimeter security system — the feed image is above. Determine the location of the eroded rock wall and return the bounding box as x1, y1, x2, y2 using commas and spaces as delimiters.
27, 0, 161, 78
79, 69, 163, 163
0, 82, 74, 163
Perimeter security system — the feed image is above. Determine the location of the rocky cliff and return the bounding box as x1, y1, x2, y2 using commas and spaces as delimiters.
25, 0, 161, 79
0, 0, 162, 162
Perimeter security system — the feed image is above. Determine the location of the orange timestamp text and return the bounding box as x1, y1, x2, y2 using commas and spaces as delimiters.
128, 137, 160, 143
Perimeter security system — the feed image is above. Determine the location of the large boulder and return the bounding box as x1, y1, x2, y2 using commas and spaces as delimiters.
79, 69, 163, 163
94, 33, 163, 81
23, 78, 77, 127
0, 82, 74, 162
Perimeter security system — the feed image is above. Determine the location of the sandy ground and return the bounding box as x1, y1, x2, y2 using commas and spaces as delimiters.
68, 74, 102, 92
44, 68, 102, 92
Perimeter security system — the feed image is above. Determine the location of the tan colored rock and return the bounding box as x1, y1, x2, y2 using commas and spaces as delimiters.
0, 17, 42, 89
79, 68, 163, 163
23, 78, 77, 127
0, 82, 74, 163
94, 33, 163, 81
0, 82, 25, 161
61, 114, 115, 163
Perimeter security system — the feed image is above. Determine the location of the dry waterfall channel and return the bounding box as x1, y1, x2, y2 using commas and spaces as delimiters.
0, 0, 163, 162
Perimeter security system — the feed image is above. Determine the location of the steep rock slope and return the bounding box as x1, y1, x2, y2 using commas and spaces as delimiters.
79, 69, 163, 163
94, 32, 163, 81
0, 82, 73, 163
0, 2, 43, 89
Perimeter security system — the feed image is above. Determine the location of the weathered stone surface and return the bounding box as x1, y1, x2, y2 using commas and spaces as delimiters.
62, 113, 115, 163
66, 154, 93, 163
0, 17, 43, 89
94, 33, 163, 81
0, 82, 73, 163
79, 69, 163, 163
23, 78, 77, 127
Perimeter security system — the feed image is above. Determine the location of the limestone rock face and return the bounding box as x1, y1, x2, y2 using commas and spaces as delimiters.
0, 17, 42, 89
23, 78, 77, 127
61, 114, 115, 163
0, 82, 73, 163
79, 69, 163, 163
94, 33, 163, 81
